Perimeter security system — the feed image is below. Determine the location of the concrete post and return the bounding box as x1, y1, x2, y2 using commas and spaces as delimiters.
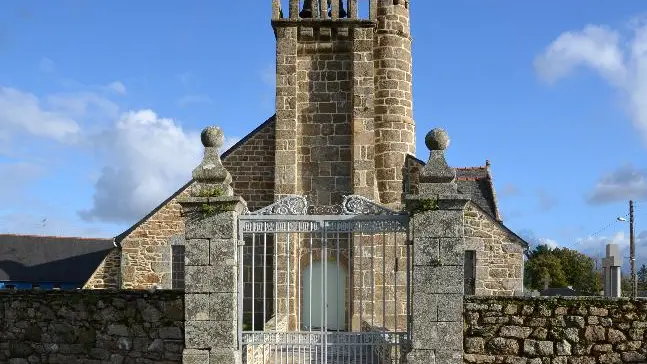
406, 129, 469, 364
603, 244, 622, 298
180, 126, 247, 364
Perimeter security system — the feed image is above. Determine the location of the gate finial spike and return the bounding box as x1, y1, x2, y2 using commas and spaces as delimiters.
189, 126, 234, 197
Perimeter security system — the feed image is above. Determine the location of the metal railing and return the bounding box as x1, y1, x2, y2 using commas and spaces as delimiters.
242, 331, 409, 364
237, 195, 411, 364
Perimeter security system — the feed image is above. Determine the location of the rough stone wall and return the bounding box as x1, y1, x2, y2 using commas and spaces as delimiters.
295, 29, 353, 206
274, 25, 299, 198
405, 156, 525, 296
464, 203, 524, 296
269, 231, 409, 333
374, 1, 415, 206
222, 119, 276, 213
102, 120, 275, 290
84, 248, 121, 289
0, 290, 184, 364
352, 233, 409, 332
120, 190, 188, 289
464, 296, 647, 364
351, 26, 379, 201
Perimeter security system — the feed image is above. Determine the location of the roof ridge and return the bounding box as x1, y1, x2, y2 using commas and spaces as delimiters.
0, 234, 112, 241
456, 166, 486, 170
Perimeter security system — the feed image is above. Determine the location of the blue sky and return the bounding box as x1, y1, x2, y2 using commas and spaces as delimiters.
0, 1, 646, 268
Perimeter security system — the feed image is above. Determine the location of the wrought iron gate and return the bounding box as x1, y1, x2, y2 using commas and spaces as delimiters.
238, 195, 411, 364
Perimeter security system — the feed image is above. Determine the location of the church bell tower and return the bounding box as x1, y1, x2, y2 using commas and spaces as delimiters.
272, 0, 414, 208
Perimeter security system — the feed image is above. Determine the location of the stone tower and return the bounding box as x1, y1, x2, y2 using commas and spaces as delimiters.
374, 0, 415, 206
272, 0, 415, 208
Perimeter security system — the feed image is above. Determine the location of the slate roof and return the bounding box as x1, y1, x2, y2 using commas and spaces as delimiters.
456, 165, 500, 221
0, 234, 115, 283
405, 155, 527, 248
406, 156, 501, 221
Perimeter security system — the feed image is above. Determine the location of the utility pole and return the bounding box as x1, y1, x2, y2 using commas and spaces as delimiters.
630, 200, 637, 299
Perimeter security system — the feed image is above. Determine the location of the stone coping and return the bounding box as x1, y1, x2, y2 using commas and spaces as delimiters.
272, 18, 376, 28
466, 295, 647, 303
177, 196, 244, 204
0, 289, 185, 297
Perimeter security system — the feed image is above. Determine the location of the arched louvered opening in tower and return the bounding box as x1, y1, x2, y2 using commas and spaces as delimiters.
273, 0, 378, 20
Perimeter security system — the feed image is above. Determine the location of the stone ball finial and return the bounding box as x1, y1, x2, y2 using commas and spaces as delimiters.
201, 126, 224, 148
425, 128, 450, 151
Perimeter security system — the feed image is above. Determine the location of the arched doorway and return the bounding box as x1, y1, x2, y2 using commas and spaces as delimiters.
302, 260, 346, 331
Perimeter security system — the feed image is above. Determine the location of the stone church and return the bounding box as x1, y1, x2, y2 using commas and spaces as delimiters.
84, 0, 527, 310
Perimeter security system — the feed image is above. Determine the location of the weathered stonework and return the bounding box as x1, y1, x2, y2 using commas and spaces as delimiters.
86, 0, 526, 305
407, 128, 470, 364
464, 203, 525, 296
179, 126, 245, 364
119, 193, 187, 289
272, 0, 416, 208
464, 296, 647, 363
374, 0, 415, 206
84, 247, 121, 289
405, 155, 526, 296
84, 120, 275, 290
0, 290, 184, 363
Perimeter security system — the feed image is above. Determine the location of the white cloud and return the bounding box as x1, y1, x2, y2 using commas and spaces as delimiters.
46, 92, 119, 121
575, 229, 647, 271
176, 94, 213, 108
535, 21, 647, 144
539, 238, 559, 249
0, 87, 81, 142
587, 164, 647, 204
78, 110, 203, 223
105, 81, 127, 95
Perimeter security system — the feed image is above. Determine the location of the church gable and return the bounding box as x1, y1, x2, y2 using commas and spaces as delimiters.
87, 116, 276, 289
222, 115, 276, 212
405, 154, 500, 219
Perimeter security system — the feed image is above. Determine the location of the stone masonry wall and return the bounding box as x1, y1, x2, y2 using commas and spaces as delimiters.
104, 120, 276, 290
464, 203, 524, 296
405, 156, 525, 296
0, 290, 184, 364
84, 248, 121, 289
295, 28, 353, 206
120, 190, 188, 289
374, 1, 415, 206
464, 296, 647, 364
222, 118, 276, 212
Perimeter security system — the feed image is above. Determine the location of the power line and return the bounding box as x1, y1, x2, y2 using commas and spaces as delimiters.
576, 213, 630, 244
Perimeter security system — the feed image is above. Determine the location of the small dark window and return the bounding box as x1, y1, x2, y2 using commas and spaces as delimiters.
172, 245, 186, 290
464, 250, 476, 295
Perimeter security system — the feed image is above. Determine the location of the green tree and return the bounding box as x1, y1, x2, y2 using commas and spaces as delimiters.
638, 264, 647, 292
524, 244, 602, 295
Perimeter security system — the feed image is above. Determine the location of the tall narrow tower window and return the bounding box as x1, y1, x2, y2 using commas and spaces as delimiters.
464, 250, 477, 295
172, 245, 185, 290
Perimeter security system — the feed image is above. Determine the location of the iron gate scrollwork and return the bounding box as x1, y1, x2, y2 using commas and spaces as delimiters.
238, 195, 412, 363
